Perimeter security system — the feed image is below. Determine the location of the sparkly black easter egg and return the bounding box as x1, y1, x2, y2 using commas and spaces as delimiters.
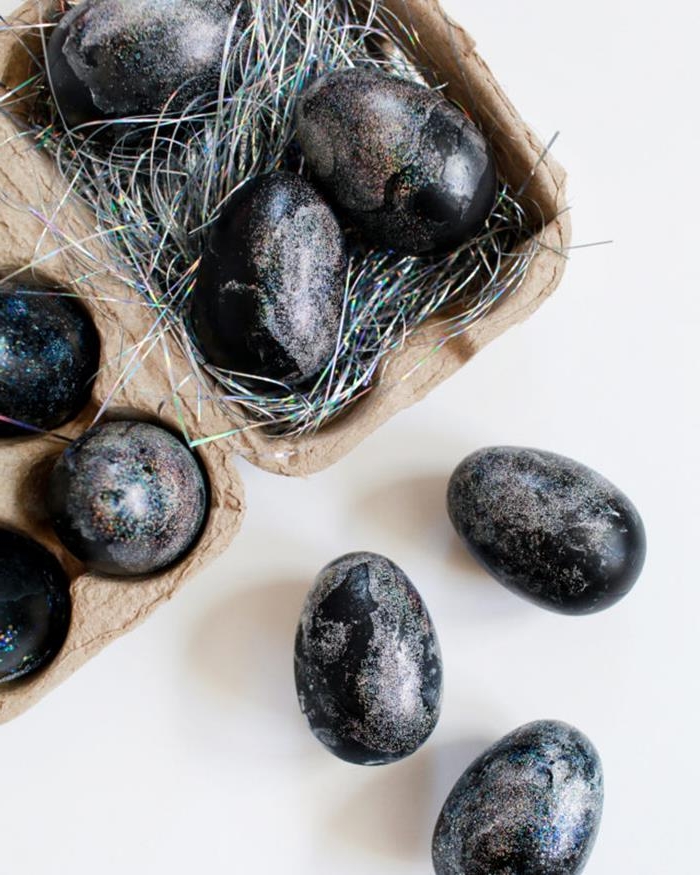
447, 447, 646, 615
47, 420, 207, 576
432, 720, 604, 875
296, 67, 498, 255
188, 172, 347, 384
46, 0, 250, 127
0, 286, 100, 438
0, 529, 71, 683
294, 551, 442, 765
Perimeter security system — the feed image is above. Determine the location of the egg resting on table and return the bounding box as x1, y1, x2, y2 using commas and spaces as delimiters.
0, 528, 71, 683
432, 720, 604, 875
47, 420, 207, 576
296, 67, 498, 255
0, 286, 100, 437
46, 0, 251, 127
294, 551, 442, 765
447, 446, 646, 614
188, 171, 347, 384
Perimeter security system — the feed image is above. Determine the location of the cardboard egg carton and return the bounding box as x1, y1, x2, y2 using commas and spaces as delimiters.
0, 0, 570, 721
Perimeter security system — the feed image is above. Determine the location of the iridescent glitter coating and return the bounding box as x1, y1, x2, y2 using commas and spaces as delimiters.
447, 447, 647, 614
294, 551, 442, 765
0, 287, 100, 437
296, 67, 498, 254
47, 420, 208, 576
47, 0, 250, 126
0, 529, 71, 683
432, 720, 604, 875
189, 172, 347, 383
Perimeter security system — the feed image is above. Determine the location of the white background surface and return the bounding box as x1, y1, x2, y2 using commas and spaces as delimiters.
1, 1, 698, 873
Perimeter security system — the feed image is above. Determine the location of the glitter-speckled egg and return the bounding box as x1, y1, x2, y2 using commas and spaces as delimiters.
188, 172, 347, 384
296, 67, 498, 254
0, 528, 71, 683
432, 720, 604, 875
294, 551, 442, 765
447, 447, 646, 615
46, 0, 250, 127
0, 286, 100, 438
47, 420, 207, 576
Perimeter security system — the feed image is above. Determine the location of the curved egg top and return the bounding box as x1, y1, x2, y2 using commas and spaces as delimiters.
47, 0, 250, 126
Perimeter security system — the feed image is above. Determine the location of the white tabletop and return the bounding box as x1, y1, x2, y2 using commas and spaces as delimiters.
1, 1, 697, 873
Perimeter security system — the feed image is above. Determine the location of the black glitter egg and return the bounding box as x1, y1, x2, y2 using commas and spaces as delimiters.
432, 720, 604, 875
0, 528, 71, 683
188, 172, 347, 384
0, 286, 100, 437
46, 0, 250, 127
447, 447, 646, 615
47, 420, 208, 576
294, 551, 442, 765
296, 67, 498, 255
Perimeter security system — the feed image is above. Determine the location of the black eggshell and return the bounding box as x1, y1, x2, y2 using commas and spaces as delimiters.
433, 720, 603, 875
296, 67, 498, 254
0, 528, 71, 683
447, 446, 646, 615
294, 551, 442, 765
47, 420, 208, 576
188, 172, 347, 384
46, 0, 250, 127
0, 287, 100, 437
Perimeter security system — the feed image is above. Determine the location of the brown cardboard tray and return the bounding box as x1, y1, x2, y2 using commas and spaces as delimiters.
0, 0, 570, 722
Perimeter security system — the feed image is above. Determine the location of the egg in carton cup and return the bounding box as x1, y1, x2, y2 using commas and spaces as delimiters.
0, 0, 569, 721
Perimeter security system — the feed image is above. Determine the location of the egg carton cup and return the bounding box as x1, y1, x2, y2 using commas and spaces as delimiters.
0, 0, 570, 722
